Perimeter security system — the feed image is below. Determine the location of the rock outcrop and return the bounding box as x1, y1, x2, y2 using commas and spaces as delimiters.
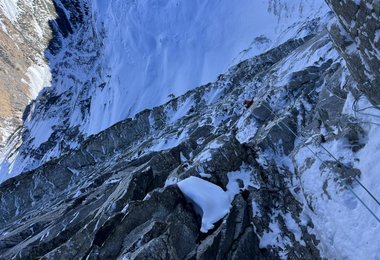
326, 0, 380, 104
1, 26, 363, 258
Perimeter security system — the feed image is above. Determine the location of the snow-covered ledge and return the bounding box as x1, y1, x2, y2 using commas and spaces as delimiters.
177, 176, 231, 233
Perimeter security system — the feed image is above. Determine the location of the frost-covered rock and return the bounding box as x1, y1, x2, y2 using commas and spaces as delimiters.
326, 0, 380, 105
0, 34, 327, 259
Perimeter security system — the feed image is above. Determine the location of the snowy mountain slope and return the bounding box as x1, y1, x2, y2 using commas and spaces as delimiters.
298, 1, 380, 258
1, 1, 380, 258
1, 27, 379, 258
0, 35, 326, 259
0, 0, 330, 181
90, 0, 329, 120
0, 0, 19, 23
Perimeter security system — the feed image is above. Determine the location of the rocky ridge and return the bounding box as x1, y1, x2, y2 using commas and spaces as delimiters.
0, 35, 326, 259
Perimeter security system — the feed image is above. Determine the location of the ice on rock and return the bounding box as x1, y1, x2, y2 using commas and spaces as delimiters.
177, 176, 231, 233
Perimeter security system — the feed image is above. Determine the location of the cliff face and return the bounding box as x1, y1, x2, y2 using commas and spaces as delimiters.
0, 0, 54, 151
0, 1, 380, 259
326, 0, 380, 104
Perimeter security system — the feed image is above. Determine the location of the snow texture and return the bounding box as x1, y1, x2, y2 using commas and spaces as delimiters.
0, 0, 19, 23
25, 63, 51, 99
177, 176, 231, 233
293, 93, 380, 260
178, 165, 258, 233
87, 0, 329, 131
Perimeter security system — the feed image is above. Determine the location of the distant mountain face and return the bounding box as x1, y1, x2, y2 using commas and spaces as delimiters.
0, 0, 329, 181
85, 0, 329, 124
0, 0, 54, 152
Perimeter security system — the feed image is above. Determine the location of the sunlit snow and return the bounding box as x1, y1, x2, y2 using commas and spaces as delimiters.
177, 176, 231, 233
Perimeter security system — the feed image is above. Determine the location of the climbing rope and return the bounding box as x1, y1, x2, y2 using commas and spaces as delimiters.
320, 82, 380, 126
353, 94, 380, 112
264, 89, 380, 208
351, 95, 380, 128
259, 102, 380, 223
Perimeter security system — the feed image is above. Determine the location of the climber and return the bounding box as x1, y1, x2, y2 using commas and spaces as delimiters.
243, 99, 254, 108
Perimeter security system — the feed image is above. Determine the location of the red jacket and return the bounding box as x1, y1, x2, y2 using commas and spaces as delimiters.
243, 100, 254, 108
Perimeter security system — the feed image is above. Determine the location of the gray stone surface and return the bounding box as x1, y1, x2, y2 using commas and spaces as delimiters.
326, 0, 380, 105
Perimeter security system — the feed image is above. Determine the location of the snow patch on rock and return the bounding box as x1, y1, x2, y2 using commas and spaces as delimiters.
25, 62, 51, 100
178, 176, 231, 233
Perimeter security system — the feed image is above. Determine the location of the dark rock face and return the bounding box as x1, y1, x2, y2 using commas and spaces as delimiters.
326, 0, 380, 104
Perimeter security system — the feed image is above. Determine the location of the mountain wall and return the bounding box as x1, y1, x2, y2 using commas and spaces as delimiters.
0, 0, 329, 181
326, 0, 380, 105
0, 0, 379, 259
0, 0, 54, 151
0, 35, 331, 259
